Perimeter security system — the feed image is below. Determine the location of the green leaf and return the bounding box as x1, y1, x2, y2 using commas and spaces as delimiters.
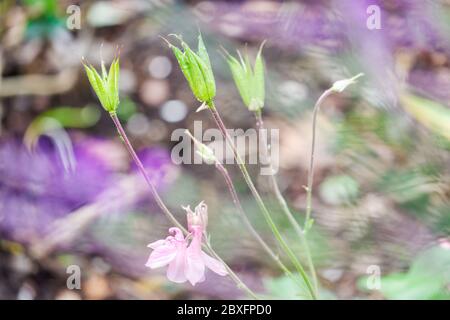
165, 33, 216, 104
101, 59, 108, 80
85, 65, 110, 111
184, 47, 207, 100
171, 45, 192, 88
83, 58, 120, 112
252, 42, 265, 109
185, 45, 212, 102
226, 53, 250, 106
197, 33, 212, 74
380, 273, 443, 300
409, 246, 450, 280
192, 51, 215, 101
84, 65, 102, 99
223, 42, 266, 111
358, 246, 450, 300
107, 58, 120, 110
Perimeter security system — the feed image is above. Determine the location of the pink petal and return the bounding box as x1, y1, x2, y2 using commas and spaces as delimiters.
147, 239, 166, 249
166, 244, 188, 283
169, 227, 184, 241
146, 244, 177, 269
202, 252, 228, 276
185, 248, 205, 286
185, 256, 205, 286
185, 235, 205, 286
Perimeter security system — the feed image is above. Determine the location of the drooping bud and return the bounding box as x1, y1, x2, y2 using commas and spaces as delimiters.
223, 41, 266, 112
163, 34, 216, 107
184, 130, 217, 165
83, 56, 120, 113
330, 73, 364, 93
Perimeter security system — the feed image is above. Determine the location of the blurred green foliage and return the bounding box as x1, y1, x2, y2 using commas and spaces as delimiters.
24, 105, 101, 147
358, 246, 450, 299
23, 0, 65, 39
117, 98, 137, 122
319, 174, 360, 206
264, 274, 336, 300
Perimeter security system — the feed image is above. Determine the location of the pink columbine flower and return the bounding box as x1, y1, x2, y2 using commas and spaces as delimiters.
145, 201, 227, 285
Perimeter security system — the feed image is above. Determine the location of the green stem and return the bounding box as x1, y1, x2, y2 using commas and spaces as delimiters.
109, 112, 258, 299
185, 129, 300, 288
208, 103, 316, 299
109, 112, 185, 232
255, 110, 319, 296
214, 161, 303, 288
305, 89, 332, 227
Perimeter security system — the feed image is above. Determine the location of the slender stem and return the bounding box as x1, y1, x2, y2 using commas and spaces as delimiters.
255, 110, 319, 295
184, 129, 293, 279
208, 103, 316, 299
109, 112, 185, 232
305, 89, 332, 226
108, 112, 258, 299
184, 129, 301, 288
215, 161, 303, 288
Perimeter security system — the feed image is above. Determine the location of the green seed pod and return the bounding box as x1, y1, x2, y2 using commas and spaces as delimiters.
164, 34, 216, 107
83, 57, 120, 113
223, 41, 266, 112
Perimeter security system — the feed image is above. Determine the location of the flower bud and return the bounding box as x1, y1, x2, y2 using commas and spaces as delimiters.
331, 73, 364, 93
183, 201, 208, 232
164, 34, 216, 106
223, 41, 266, 112
185, 130, 217, 165
83, 57, 120, 113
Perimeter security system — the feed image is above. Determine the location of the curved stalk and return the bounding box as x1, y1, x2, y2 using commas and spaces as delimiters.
208, 103, 316, 299
254, 110, 318, 295
109, 112, 258, 299
305, 89, 332, 226
110, 112, 186, 232
214, 161, 304, 288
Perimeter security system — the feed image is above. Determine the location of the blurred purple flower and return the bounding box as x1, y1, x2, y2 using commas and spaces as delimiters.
204, 1, 449, 52
201, 0, 450, 107
0, 138, 114, 243
0, 137, 176, 245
